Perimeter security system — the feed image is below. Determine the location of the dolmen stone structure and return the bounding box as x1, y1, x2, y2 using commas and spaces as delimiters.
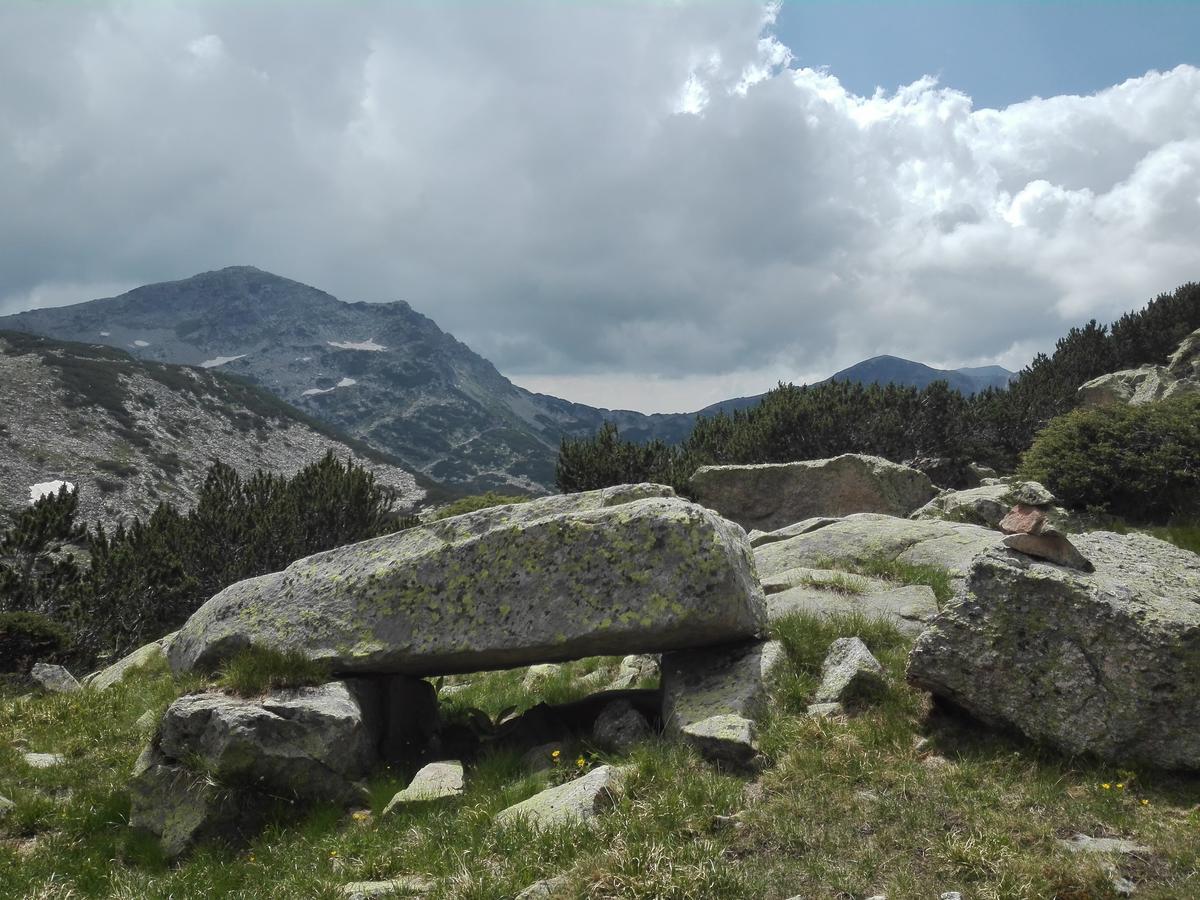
135, 484, 772, 855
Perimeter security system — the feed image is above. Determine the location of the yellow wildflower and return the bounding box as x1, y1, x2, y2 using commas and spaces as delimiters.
576, 756, 586, 768
1141, 799, 1150, 806
551, 749, 561, 759
1102, 783, 1111, 790
1116, 783, 1125, 790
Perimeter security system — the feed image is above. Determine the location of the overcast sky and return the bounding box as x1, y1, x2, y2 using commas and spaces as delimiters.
2, 1, 1198, 413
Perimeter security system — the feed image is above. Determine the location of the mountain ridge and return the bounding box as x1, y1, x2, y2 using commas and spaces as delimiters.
0, 267, 1012, 492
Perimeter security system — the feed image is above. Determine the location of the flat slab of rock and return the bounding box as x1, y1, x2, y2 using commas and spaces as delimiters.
662, 640, 786, 765
755, 513, 1000, 587
31, 663, 80, 694
1003, 531, 1094, 572
813, 637, 886, 705
1059, 833, 1149, 855
763, 566, 937, 637
169, 486, 765, 676
515, 875, 570, 899
342, 876, 436, 899
908, 533, 1200, 769
382, 761, 464, 813
496, 764, 629, 829
23, 752, 65, 769
689, 455, 937, 532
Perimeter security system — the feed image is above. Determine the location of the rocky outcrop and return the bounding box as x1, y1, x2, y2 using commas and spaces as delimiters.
661, 640, 786, 765
130, 680, 381, 856
747, 517, 838, 548
754, 513, 1000, 586
761, 566, 938, 637
1078, 327, 1200, 408
689, 455, 937, 533
907, 533, 1200, 769
495, 764, 630, 829
169, 485, 765, 677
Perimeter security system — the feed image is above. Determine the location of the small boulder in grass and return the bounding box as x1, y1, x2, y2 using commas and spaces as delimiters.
812, 637, 886, 707
999, 503, 1049, 536
592, 699, 651, 754
382, 760, 464, 814
31, 662, 80, 694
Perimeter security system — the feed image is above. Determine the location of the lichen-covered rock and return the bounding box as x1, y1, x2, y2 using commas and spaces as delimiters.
762, 566, 937, 637
912, 482, 1055, 531
662, 640, 786, 765
689, 455, 937, 532
31, 663, 80, 694
382, 761, 464, 813
907, 533, 1200, 769
755, 513, 1000, 587
495, 764, 630, 829
169, 487, 764, 676
22, 752, 65, 768
130, 680, 381, 856
1077, 331, 1200, 409
88, 633, 174, 691
522, 664, 562, 692
812, 638, 886, 705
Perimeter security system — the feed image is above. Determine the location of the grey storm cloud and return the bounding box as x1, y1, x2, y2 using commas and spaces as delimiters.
1, 0, 1198, 411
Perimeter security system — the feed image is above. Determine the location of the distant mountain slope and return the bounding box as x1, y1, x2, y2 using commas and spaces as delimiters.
0, 267, 694, 492
828, 355, 1013, 394
0, 331, 424, 530
0, 268, 1012, 491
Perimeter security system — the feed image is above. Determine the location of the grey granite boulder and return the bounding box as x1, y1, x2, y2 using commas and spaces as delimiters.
689, 455, 937, 532
1077, 329, 1200, 408
908, 533, 1200, 769
382, 761, 464, 813
88, 633, 175, 691
661, 639, 787, 765
755, 513, 1000, 588
342, 877, 436, 899
592, 699, 651, 753
0, 795, 13, 817
496, 764, 630, 829
747, 517, 839, 548
169, 486, 764, 676
515, 875, 571, 899
1002, 530, 1094, 572
31, 663, 80, 694
130, 680, 381, 856
812, 637, 886, 705
608, 654, 659, 690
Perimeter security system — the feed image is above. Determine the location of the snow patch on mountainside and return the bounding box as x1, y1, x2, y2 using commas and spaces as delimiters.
29, 480, 74, 503
327, 339, 386, 351
133, 340, 150, 347
199, 354, 247, 368
301, 377, 358, 397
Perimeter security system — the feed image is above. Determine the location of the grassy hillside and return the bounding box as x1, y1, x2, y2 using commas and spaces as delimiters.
3, 609, 1198, 898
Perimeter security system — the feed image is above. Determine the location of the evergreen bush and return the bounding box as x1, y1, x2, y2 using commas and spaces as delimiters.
1020, 395, 1200, 522
0, 611, 70, 673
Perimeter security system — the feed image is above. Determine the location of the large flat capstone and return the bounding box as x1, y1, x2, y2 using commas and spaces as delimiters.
168, 485, 765, 676
908, 533, 1200, 770
689, 455, 937, 532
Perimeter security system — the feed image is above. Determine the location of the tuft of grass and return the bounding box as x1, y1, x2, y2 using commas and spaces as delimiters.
817, 555, 956, 606
432, 492, 533, 521
793, 571, 869, 596
215, 646, 332, 697
1144, 522, 1200, 556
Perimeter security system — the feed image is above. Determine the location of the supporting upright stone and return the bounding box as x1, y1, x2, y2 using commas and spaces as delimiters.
661, 640, 787, 766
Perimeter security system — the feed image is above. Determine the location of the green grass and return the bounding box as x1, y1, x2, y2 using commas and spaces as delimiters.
215, 646, 332, 697
431, 492, 533, 521
1144, 523, 1200, 555
4, 614, 1200, 898
818, 555, 956, 606
792, 570, 869, 596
